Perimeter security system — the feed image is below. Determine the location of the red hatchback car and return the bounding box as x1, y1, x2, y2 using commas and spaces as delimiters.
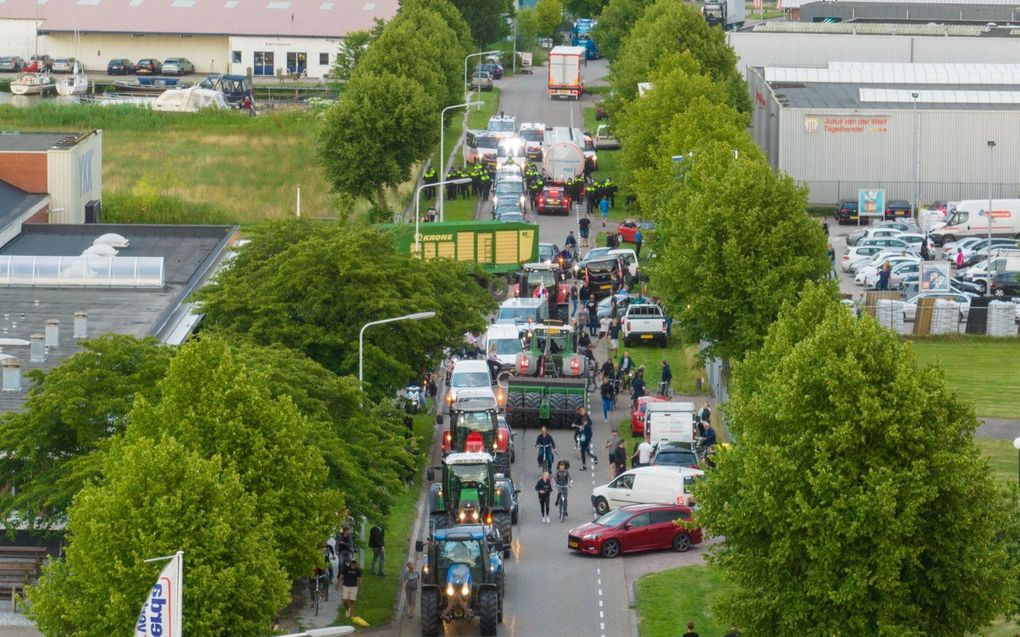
537, 186, 570, 215
568, 503, 701, 558
631, 395, 667, 436
616, 218, 654, 243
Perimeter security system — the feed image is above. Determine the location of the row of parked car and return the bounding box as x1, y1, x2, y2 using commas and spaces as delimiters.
0, 55, 196, 75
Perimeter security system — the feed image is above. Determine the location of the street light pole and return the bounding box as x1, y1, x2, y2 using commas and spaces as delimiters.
415, 177, 472, 254
359, 312, 438, 392
439, 101, 482, 221
911, 92, 920, 222
988, 140, 996, 246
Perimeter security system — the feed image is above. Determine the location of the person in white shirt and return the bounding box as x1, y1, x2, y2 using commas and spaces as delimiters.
633, 437, 654, 468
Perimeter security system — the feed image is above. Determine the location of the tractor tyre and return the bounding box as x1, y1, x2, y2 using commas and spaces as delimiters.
523, 392, 542, 428
494, 453, 511, 478
495, 512, 513, 547
420, 589, 442, 637
429, 513, 449, 534
566, 392, 585, 418
479, 589, 499, 637
549, 392, 567, 427
556, 304, 569, 322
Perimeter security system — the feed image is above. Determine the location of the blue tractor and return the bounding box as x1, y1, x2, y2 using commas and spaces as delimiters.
571, 19, 601, 60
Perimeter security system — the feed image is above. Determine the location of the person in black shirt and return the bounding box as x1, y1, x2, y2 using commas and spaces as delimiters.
613, 439, 628, 475
535, 471, 553, 524
578, 217, 592, 249
682, 621, 699, 637
600, 379, 615, 424
630, 368, 646, 409
535, 426, 556, 472
340, 560, 362, 618
368, 524, 385, 576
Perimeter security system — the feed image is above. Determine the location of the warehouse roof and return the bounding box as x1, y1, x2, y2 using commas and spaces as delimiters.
0, 131, 93, 152
0, 0, 398, 38
769, 81, 1020, 109
750, 21, 1002, 36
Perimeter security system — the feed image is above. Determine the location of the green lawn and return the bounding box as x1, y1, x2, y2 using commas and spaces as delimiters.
636, 565, 734, 637
909, 339, 1020, 420
337, 410, 434, 630
976, 439, 1020, 489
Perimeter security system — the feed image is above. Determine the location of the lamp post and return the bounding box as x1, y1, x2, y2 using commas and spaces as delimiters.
911, 92, 920, 222
439, 101, 482, 220
464, 50, 501, 106
415, 177, 472, 254
359, 312, 437, 391
1013, 437, 1020, 485
987, 140, 996, 246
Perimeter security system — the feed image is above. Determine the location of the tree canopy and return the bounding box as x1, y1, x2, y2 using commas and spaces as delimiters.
449, 0, 512, 46
194, 221, 494, 395
28, 436, 289, 637
329, 25, 382, 88
0, 335, 174, 530
591, 0, 653, 60
695, 283, 1014, 636
648, 143, 829, 360
609, 0, 748, 111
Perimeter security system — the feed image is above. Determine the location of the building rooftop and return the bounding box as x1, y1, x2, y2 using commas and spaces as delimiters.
0, 0, 399, 38
0, 182, 47, 232
0, 223, 237, 413
0, 131, 91, 153
769, 80, 1020, 109
750, 20, 1018, 36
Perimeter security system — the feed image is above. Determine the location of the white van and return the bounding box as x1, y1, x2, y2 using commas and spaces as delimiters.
930, 199, 1020, 245
644, 401, 696, 444
447, 359, 492, 405
484, 323, 525, 367
592, 466, 703, 514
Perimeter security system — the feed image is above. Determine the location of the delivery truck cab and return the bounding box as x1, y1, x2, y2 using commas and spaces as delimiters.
930, 199, 1020, 246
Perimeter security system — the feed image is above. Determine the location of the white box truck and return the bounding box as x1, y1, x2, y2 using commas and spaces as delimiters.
702, 0, 744, 30
645, 401, 696, 444
547, 45, 585, 100
930, 199, 1020, 246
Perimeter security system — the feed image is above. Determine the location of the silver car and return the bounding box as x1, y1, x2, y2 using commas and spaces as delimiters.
470, 71, 493, 92
162, 57, 195, 76
51, 57, 77, 73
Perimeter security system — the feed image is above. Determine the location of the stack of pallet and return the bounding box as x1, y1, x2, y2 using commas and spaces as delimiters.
930, 299, 961, 335
0, 546, 47, 612
875, 299, 904, 332
987, 300, 1019, 337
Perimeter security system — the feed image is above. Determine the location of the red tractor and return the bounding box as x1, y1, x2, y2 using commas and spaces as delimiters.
512, 262, 572, 322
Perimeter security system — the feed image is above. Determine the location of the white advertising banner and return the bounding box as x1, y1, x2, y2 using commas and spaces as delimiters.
134, 552, 183, 637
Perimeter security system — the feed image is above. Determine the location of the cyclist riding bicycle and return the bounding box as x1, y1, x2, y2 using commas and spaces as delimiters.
535, 426, 556, 472
553, 460, 573, 520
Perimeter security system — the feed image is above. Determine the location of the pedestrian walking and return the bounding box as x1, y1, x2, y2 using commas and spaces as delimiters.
369, 524, 385, 576
579, 416, 593, 470
579, 216, 591, 249
608, 317, 620, 360
605, 430, 619, 476
587, 298, 599, 337
402, 561, 419, 618
632, 436, 653, 468
613, 439, 628, 475
634, 229, 643, 258
340, 559, 363, 618
954, 247, 965, 268
599, 196, 610, 227
570, 282, 579, 317
600, 377, 614, 423
535, 470, 553, 524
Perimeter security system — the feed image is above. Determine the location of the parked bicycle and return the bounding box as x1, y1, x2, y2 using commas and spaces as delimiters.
310, 568, 329, 615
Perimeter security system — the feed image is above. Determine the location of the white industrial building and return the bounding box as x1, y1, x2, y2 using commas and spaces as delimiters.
0, 0, 399, 78
778, 0, 1020, 23
749, 62, 1020, 205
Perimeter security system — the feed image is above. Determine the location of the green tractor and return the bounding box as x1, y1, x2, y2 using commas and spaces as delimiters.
415, 525, 506, 636
505, 323, 590, 429
427, 452, 514, 550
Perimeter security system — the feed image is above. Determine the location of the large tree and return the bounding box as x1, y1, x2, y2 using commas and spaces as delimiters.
124, 338, 341, 580
0, 335, 173, 530
590, 0, 653, 60
330, 25, 382, 87
648, 144, 829, 361
610, 0, 749, 111
319, 69, 438, 210
564, 0, 608, 20
695, 282, 1014, 636
194, 221, 493, 395
28, 436, 289, 637
449, 0, 512, 46
532, 0, 566, 41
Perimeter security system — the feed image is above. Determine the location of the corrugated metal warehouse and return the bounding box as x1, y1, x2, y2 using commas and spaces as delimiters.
750, 62, 1020, 205
0, 0, 399, 78
790, 0, 1020, 23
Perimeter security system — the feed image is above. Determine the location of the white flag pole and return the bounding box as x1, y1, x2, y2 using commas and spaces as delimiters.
135, 551, 183, 637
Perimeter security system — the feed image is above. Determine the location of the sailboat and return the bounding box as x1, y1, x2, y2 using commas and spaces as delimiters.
9, 61, 55, 95
56, 61, 88, 96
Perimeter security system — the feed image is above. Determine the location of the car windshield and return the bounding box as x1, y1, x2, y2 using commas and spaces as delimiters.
594, 509, 633, 528
438, 539, 483, 568
521, 129, 543, 142
489, 338, 522, 355
586, 248, 611, 261
496, 181, 523, 195
529, 328, 569, 353
488, 120, 514, 132
451, 372, 490, 388
657, 450, 698, 466
527, 270, 557, 287
476, 137, 499, 150
497, 307, 538, 322
587, 259, 617, 274
539, 245, 557, 260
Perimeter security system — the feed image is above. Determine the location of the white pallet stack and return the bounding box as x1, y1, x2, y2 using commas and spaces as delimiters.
987, 300, 1019, 337
930, 300, 960, 335
875, 299, 904, 332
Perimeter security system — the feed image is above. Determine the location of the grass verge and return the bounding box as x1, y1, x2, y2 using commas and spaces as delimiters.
909, 338, 1020, 420
340, 410, 434, 630
976, 439, 1020, 489
0, 103, 343, 223
636, 565, 734, 637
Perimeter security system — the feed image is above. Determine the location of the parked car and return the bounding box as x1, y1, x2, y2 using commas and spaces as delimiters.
875, 219, 921, 234
107, 58, 136, 75
835, 199, 861, 224
29, 55, 53, 72
617, 219, 654, 244
135, 58, 163, 75
842, 246, 911, 273
537, 185, 570, 215
856, 255, 921, 287
858, 237, 910, 251
478, 62, 504, 79
594, 124, 620, 150
162, 57, 195, 76
846, 227, 904, 247
630, 395, 667, 436
597, 292, 632, 322
941, 236, 984, 260
884, 199, 912, 220
649, 441, 700, 469
621, 303, 667, 347
989, 271, 1020, 298
0, 56, 25, 72
51, 57, 77, 73
567, 503, 702, 558
470, 70, 493, 91
901, 291, 974, 322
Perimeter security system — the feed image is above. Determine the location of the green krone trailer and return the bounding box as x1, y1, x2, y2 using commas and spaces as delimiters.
383, 221, 538, 297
